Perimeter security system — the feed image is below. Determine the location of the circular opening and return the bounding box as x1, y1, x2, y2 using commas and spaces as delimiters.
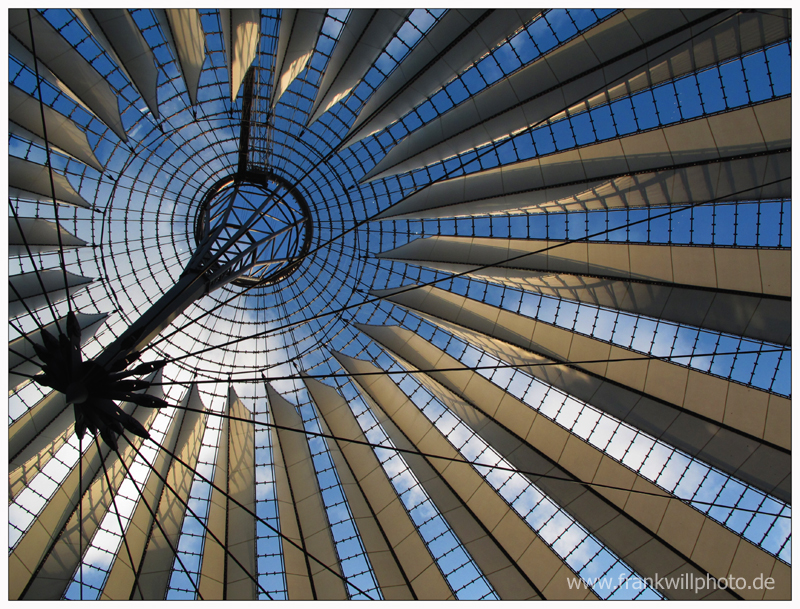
194, 172, 313, 287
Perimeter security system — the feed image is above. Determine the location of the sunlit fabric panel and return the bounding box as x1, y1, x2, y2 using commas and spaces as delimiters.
9, 270, 94, 319
352, 325, 789, 599
9, 156, 93, 209
306, 375, 451, 600
101, 387, 202, 599
360, 9, 775, 181
219, 9, 260, 103
9, 217, 88, 258
271, 9, 327, 107
341, 9, 542, 149
9, 8, 127, 140
9, 84, 104, 172
130, 386, 208, 600
376, 290, 790, 504
10, 379, 163, 599
154, 9, 206, 106
266, 384, 348, 600
7, 7, 791, 602
73, 9, 161, 119
377, 236, 792, 346
375, 152, 791, 220
197, 388, 257, 599
337, 351, 596, 599
308, 9, 411, 125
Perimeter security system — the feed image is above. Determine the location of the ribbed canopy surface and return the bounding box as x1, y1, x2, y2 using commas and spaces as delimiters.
8, 8, 791, 601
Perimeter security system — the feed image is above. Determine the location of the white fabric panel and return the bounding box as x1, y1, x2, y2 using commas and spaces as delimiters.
375, 288, 790, 502
376, 151, 791, 220
303, 378, 422, 600
308, 9, 411, 125
335, 351, 590, 600
305, 376, 450, 600
271, 9, 327, 107
198, 388, 257, 599
360, 10, 747, 181
267, 383, 348, 600
9, 9, 128, 141
556, 9, 791, 124
132, 386, 208, 600
9, 216, 87, 257
9, 270, 94, 319
352, 326, 787, 599
9, 311, 106, 395
378, 235, 790, 296
73, 9, 160, 119
408, 361, 733, 599
344, 9, 541, 148
9, 84, 104, 172
100, 390, 192, 599
10, 156, 92, 209
9, 391, 67, 464
13, 380, 162, 599
9, 392, 69, 501
219, 9, 260, 102
343, 9, 488, 148
156, 9, 206, 106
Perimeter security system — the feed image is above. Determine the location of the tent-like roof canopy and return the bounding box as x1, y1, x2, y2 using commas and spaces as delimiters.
8, 8, 791, 600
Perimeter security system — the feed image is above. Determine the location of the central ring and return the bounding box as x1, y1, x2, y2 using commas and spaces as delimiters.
193, 171, 313, 287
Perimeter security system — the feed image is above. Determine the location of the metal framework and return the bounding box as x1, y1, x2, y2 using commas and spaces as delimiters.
8, 7, 792, 601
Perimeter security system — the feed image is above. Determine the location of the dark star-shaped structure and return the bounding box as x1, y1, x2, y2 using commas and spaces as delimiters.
31, 311, 169, 449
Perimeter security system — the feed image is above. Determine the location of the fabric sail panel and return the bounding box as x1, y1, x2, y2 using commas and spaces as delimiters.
304, 375, 447, 600
266, 383, 347, 600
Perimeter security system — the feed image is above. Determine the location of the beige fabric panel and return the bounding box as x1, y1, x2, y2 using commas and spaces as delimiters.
267, 384, 348, 600
305, 376, 447, 600
16, 400, 158, 599
271, 9, 327, 107
362, 10, 735, 181
344, 10, 541, 147
198, 388, 257, 599
9, 85, 104, 172
198, 406, 229, 599
377, 151, 790, 220
133, 386, 208, 600
10, 156, 93, 209
219, 9, 260, 103
9, 269, 93, 319
378, 236, 790, 297
344, 9, 487, 148
367, 84, 788, 184
335, 352, 587, 599
409, 362, 734, 599
309, 10, 411, 125
101, 393, 195, 599
225, 390, 258, 598
398, 255, 790, 345
269, 404, 315, 599
10, 391, 68, 463
9, 408, 73, 501
8, 9, 128, 141
10, 312, 106, 395
76, 10, 161, 119
353, 326, 788, 599
374, 287, 790, 500
554, 10, 790, 122
157, 9, 205, 106
9, 216, 87, 257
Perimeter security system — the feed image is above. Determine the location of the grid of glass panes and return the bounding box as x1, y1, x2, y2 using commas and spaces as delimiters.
332, 375, 499, 600
379, 360, 662, 599
385, 313, 791, 564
